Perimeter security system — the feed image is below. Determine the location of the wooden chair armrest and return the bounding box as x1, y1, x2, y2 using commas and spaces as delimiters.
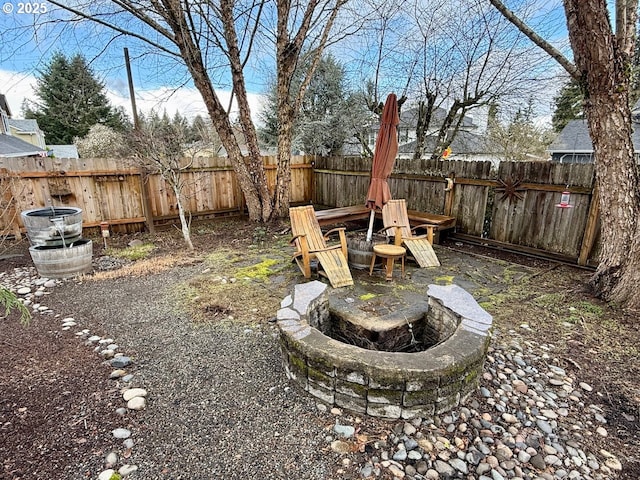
323, 227, 348, 258
323, 227, 346, 238
378, 225, 406, 234
290, 234, 310, 258
410, 224, 435, 244
290, 233, 307, 245
378, 225, 404, 246
410, 223, 437, 233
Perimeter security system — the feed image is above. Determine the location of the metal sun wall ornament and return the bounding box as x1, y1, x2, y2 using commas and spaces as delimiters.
495, 176, 526, 201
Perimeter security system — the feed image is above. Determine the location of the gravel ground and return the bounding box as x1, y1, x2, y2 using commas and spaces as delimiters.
45, 265, 342, 480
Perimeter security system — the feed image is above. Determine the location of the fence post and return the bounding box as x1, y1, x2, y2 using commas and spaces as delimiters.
138, 169, 156, 234
444, 173, 455, 217
578, 187, 599, 266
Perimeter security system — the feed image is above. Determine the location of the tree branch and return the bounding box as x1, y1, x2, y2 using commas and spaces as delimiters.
488, 0, 579, 79
47, 0, 178, 56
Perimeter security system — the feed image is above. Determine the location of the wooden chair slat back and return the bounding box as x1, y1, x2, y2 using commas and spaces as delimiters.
382, 199, 412, 238
290, 205, 327, 250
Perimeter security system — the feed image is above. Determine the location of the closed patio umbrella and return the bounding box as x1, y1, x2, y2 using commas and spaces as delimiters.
365, 93, 400, 241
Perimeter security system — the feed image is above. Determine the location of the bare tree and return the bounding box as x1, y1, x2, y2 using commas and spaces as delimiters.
128, 120, 195, 250
351, 0, 553, 160
489, 0, 640, 310
44, 0, 351, 222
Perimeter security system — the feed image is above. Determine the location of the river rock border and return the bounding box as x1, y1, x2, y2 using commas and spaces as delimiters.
276, 281, 493, 420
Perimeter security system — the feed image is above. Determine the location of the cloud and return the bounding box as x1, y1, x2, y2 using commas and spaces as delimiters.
1, 70, 36, 115
1, 69, 265, 124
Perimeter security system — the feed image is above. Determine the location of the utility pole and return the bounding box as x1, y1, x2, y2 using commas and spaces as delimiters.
124, 47, 140, 130
124, 47, 154, 233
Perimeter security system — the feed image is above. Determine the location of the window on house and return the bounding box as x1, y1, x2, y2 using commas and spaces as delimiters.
0, 112, 9, 135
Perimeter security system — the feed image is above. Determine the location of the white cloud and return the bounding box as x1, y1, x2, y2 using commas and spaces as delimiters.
1, 70, 35, 115
1, 69, 265, 124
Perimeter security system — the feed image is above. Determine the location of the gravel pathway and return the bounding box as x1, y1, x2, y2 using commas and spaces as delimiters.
5, 262, 629, 480
34, 264, 338, 480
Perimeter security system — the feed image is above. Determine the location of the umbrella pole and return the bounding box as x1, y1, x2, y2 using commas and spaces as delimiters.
366, 210, 375, 242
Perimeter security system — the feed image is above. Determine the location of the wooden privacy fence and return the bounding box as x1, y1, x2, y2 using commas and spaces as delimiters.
314, 157, 599, 265
1, 154, 600, 265
0, 155, 314, 236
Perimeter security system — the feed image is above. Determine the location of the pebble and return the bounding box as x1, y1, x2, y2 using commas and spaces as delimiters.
127, 397, 146, 410
105, 452, 118, 467
111, 356, 132, 368
119, 464, 138, 476
330, 440, 351, 454
112, 428, 132, 439
333, 424, 355, 438
97, 469, 116, 480
123, 388, 147, 401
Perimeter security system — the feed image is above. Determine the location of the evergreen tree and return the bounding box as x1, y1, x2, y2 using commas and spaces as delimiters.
259, 55, 369, 155
551, 80, 584, 132
24, 52, 127, 144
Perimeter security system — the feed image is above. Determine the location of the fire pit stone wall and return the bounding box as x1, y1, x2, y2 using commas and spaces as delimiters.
277, 281, 493, 419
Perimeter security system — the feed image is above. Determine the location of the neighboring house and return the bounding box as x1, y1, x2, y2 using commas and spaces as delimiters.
398, 130, 498, 164
359, 104, 494, 162
0, 93, 47, 158
549, 101, 640, 163
8, 118, 46, 149
47, 145, 79, 159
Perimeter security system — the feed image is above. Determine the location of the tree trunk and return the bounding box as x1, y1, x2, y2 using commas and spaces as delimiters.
169, 7, 272, 223
412, 97, 435, 161
565, 0, 640, 309
273, 111, 294, 218
171, 181, 194, 251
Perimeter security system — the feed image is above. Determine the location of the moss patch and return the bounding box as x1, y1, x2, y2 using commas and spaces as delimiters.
106, 242, 155, 261
359, 293, 378, 301
235, 258, 283, 282
434, 275, 455, 285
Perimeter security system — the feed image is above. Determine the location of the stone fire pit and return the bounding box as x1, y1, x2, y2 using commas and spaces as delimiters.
276, 281, 492, 419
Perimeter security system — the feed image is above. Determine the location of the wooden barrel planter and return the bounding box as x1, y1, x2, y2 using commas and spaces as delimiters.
21, 207, 83, 247
347, 233, 388, 270
29, 239, 93, 279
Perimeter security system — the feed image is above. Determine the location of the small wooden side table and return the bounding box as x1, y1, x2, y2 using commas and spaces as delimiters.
369, 244, 406, 281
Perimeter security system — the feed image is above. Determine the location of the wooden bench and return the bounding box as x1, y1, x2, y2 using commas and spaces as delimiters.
315, 205, 371, 226
314, 205, 455, 243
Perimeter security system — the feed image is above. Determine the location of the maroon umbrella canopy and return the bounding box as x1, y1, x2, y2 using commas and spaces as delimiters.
366, 93, 400, 211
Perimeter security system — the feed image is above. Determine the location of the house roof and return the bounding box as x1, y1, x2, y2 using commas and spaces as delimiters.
547, 120, 594, 153
549, 118, 640, 153
47, 144, 79, 159
398, 106, 476, 129
398, 130, 491, 155
0, 134, 46, 157
8, 119, 40, 133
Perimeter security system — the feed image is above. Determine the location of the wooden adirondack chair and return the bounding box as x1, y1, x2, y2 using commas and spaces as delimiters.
381, 199, 440, 267
289, 205, 354, 288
